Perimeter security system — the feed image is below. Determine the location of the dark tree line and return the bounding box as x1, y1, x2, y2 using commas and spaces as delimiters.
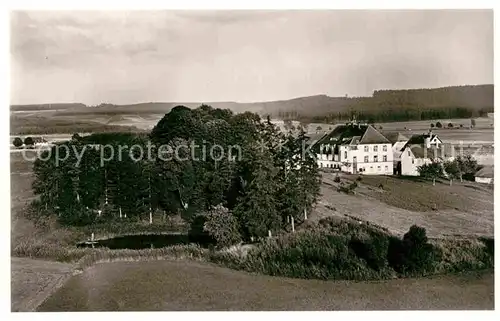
31, 105, 321, 240
272, 85, 493, 123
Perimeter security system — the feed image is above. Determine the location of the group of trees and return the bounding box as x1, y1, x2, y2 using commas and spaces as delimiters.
12, 136, 34, 148
30, 105, 321, 242
417, 154, 480, 186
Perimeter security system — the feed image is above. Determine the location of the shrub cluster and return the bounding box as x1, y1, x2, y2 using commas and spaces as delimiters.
211, 219, 493, 281
338, 181, 358, 194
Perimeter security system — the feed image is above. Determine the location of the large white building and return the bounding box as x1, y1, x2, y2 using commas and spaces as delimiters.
399, 133, 453, 176
314, 123, 393, 175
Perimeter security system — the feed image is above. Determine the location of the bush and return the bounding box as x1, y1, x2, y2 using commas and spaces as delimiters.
24, 136, 34, 147
201, 205, 241, 248
13, 137, 23, 148
404, 225, 428, 245
448, 122, 454, 128
430, 123, 435, 128
436, 122, 443, 128
388, 225, 441, 276
232, 231, 393, 280
432, 238, 493, 273
356, 176, 362, 182
349, 232, 389, 271
334, 175, 341, 183
338, 181, 358, 194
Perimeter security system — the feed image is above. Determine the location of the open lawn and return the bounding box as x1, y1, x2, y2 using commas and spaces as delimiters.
312, 173, 494, 238
37, 260, 494, 311
11, 257, 75, 312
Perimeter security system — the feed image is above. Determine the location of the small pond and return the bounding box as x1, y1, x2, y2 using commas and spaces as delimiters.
77, 233, 215, 250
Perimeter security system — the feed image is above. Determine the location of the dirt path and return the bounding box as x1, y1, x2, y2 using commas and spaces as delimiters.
37, 260, 494, 311
11, 257, 75, 312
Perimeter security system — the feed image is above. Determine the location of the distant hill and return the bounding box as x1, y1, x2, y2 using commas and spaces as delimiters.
11, 84, 493, 122
10, 103, 87, 111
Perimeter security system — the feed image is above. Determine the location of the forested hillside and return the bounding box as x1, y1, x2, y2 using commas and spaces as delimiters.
272, 85, 494, 123
12, 85, 493, 123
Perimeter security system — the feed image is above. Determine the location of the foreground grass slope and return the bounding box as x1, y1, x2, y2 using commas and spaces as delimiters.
37, 260, 494, 311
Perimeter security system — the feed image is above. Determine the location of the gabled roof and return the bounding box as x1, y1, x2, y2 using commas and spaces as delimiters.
358, 125, 391, 144
311, 123, 391, 152
305, 132, 327, 146
475, 166, 494, 178
401, 133, 442, 151
311, 123, 367, 152
383, 132, 409, 144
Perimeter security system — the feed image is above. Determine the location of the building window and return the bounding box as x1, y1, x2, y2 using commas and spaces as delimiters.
353, 156, 357, 163
370, 166, 373, 170
374, 155, 378, 162
344, 151, 347, 159
383, 145, 387, 152
364, 146, 369, 152
377, 166, 381, 171
408, 151, 410, 156
412, 159, 414, 164
385, 166, 389, 171
320, 163, 323, 168
383, 155, 387, 162
364, 156, 369, 163
374, 146, 378, 152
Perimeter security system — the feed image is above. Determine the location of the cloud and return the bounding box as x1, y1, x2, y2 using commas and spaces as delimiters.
10, 10, 493, 105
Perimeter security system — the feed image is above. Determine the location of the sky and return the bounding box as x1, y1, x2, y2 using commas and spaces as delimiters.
10, 10, 493, 105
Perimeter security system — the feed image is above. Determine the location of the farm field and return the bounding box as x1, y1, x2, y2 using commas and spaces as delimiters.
307, 117, 494, 143
37, 260, 494, 311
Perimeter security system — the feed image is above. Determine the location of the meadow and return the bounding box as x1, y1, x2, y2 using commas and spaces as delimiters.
37, 260, 493, 311
313, 173, 494, 238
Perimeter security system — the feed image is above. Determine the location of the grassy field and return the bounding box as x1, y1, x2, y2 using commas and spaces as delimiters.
306, 117, 494, 143
37, 260, 494, 311
312, 173, 494, 238
11, 257, 75, 312
10, 112, 148, 135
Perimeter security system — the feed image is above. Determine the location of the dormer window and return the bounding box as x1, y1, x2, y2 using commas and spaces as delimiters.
364, 146, 369, 152
383, 145, 387, 152
374, 146, 378, 152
